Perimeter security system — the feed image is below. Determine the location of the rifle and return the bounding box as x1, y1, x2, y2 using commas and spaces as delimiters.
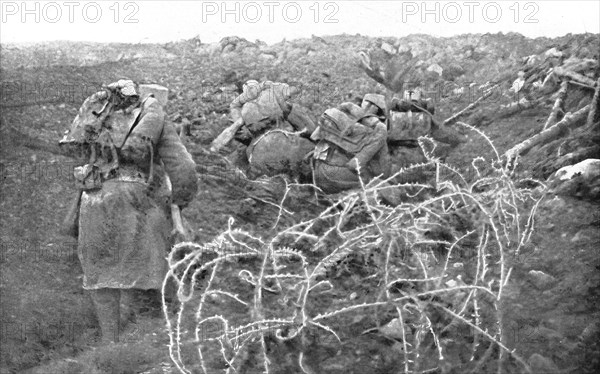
60, 189, 83, 237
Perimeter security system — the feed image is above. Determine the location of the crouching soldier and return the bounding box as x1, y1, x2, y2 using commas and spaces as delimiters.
310, 94, 400, 204
59, 79, 198, 343
229, 80, 315, 144
213, 80, 316, 178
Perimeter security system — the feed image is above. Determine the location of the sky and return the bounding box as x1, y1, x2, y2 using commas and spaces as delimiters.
0, 1, 598, 44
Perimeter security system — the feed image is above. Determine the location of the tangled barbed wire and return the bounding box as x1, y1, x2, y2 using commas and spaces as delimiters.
162, 123, 546, 374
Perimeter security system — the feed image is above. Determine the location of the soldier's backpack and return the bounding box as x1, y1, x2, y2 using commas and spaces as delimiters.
240, 81, 290, 127
312, 107, 375, 155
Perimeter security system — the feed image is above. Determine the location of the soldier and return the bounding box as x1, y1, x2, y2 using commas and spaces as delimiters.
59, 79, 198, 343
212, 80, 316, 178
310, 94, 393, 197
229, 80, 315, 145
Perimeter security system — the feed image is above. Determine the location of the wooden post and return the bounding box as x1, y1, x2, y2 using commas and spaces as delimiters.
542, 80, 569, 130
210, 118, 244, 152
505, 104, 591, 165
443, 85, 499, 126
586, 78, 600, 127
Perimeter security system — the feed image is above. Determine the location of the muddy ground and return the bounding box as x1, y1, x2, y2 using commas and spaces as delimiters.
1, 33, 599, 373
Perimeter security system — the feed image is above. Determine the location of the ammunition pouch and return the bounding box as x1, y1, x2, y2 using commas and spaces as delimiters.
315, 108, 371, 155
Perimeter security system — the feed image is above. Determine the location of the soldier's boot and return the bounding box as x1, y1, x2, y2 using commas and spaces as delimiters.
90, 288, 121, 343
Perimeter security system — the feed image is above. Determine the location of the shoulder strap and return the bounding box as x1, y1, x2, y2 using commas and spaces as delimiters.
117, 94, 153, 149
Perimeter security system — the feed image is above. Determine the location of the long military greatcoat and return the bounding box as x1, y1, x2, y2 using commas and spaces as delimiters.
62, 92, 198, 290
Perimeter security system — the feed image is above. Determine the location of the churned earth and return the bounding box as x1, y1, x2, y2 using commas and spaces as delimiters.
1, 33, 598, 373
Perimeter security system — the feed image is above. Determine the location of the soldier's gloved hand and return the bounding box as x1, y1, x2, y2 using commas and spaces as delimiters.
346, 158, 361, 174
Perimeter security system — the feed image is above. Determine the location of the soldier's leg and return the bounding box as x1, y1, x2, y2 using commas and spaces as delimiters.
90, 288, 120, 343
314, 161, 355, 194
352, 123, 388, 170
314, 161, 390, 207
119, 289, 136, 331
369, 143, 392, 179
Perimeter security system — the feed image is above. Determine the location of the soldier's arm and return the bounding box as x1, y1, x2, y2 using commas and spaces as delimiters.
129, 97, 198, 207
229, 82, 262, 122
339, 102, 381, 129
229, 92, 246, 123
360, 116, 382, 128
349, 122, 388, 171
338, 102, 365, 119
57, 138, 91, 163
120, 97, 165, 162
157, 121, 198, 208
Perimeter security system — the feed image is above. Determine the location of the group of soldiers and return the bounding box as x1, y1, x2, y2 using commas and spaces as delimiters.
58, 77, 464, 344
219, 79, 464, 201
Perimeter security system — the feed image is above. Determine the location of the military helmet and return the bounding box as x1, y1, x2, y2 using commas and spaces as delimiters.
243, 80, 260, 93
362, 93, 387, 119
